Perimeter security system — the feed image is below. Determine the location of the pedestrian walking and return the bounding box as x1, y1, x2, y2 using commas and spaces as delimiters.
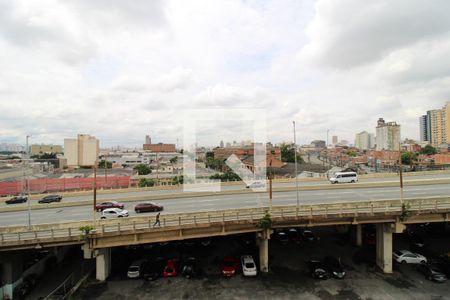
153, 212, 161, 227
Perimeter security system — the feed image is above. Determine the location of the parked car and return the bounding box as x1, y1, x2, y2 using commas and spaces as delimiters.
163, 259, 177, 277
324, 256, 346, 279
181, 257, 198, 279
100, 208, 129, 219
274, 230, 289, 245
308, 260, 329, 279
416, 263, 447, 283
407, 232, 426, 249
302, 229, 317, 242
134, 201, 164, 213
222, 256, 239, 277
95, 201, 125, 212
127, 259, 146, 279
287, 228, 301, 244
393, 250, 427, 264
143, 257, 166, 281
241, 255, 257, 277
5, 195, 28, 205
38, 194, 62, 203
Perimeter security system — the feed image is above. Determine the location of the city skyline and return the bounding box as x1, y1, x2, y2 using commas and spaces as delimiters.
1, 1, 450, 147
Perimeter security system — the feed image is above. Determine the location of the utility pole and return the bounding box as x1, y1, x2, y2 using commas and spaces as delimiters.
156, 152, 159, 186
268, 161, 273, 211
93, 161, 97, 224
104, 152, 108, 187
326, 129, 330, 148
293, 121, 299, 209
398, 143, 404, 204
26, 135, 32, 229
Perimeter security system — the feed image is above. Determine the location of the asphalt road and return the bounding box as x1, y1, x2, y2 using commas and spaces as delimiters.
2, 172, 450, 208
0, 182, 449, 227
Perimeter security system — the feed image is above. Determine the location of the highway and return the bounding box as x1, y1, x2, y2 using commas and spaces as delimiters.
0, 180, 449, 227
1, 172, 450, 208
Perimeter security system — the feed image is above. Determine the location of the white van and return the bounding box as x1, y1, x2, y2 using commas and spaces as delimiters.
329, 172, 358, 184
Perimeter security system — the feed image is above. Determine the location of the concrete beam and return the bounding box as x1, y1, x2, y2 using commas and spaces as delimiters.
376, 224, 393, 274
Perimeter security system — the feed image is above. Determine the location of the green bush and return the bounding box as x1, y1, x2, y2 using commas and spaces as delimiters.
256, 211, 272, 229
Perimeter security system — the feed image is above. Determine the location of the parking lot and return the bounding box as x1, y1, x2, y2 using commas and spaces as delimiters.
74, 224, 450, 300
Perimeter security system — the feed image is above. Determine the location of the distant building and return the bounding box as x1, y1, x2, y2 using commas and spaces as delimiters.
143, 143, 176, 153
30, 144, 63, 154
419, 114, 430, 142
332, 136, 338, 145
220, 140, 224, 148
310, 140, 326, 149
375, 118, 401, 151
354, 131, 375, 150
145, 135, 152, 144
64, 134, 99, 167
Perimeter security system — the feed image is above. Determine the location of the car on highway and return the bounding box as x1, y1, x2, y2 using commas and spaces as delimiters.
307, 260, 329, 279
416, 263, 447, 283
393, 250, 427, 264
245, 180, 265, 189
329, 171, 358, 184
100, 208, 129, 219
163, 259, 177, 277
5, 195, 28, 204
134, 201, 164, 213
241, 255, 257, 277
222, 256, 239, 277
95, 201, 125, 212
38, 194, 62, 204
324, 256, 346, 279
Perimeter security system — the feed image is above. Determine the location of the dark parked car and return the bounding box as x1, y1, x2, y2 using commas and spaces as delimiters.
307, 260, 329, 279
181, 257, 198, 279
324, 256, 346, 279
274, 230, 289, 245
143, 257, 165, 281
302, 229, 317, 242
38, 194, 62, 204
95, 201, 125, 212
416, 263, 447, 283
134, 201, 163, 213
5, 195, 28, 204
287, 228, 301, 244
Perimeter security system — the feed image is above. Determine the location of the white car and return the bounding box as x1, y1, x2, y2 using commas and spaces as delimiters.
127, 259, 146, 279
246, 181, 266, 189
241, 255, 257, 277
101, 208, 129, 219
393, 250, 427, 264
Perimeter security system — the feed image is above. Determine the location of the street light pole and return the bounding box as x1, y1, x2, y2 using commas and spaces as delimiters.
93, 160, 98, 225
293, 121, 299, 208
26, 135, 32, 229
398, 143, 404, 204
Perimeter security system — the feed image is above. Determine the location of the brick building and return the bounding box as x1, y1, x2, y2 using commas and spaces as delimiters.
143, 143, 176, 153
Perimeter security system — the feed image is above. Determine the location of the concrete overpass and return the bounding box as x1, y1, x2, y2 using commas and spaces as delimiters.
1, 196, 450, 282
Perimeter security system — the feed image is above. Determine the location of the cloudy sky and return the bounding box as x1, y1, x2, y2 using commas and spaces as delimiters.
1, 0, 450, 148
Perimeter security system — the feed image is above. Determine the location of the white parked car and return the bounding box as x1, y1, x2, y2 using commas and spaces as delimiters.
241, 255, 257, 277
393, 250, 427, 264
101, 208, 129, 219
127, 259, 146, 279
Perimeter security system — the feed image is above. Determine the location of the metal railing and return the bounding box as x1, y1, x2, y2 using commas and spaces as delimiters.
1, 197, 450, 247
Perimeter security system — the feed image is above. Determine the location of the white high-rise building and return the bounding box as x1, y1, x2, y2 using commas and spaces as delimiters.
354, 131, 375, 150
375, 118, 401, 151
64, 134, 99, 167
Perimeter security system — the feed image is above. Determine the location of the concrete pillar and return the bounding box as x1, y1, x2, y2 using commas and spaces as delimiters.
356, 224, 362, 247
257, 229, 270, 273
96, 248, 111, 281
376, 224, 393, 273
0, 253, 23, 299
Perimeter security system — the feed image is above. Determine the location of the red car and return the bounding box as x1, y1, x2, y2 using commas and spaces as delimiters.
95, 201, 125, 212
134, 202, 164, 213
222, 256, 239, 277
163, 259, 177, 277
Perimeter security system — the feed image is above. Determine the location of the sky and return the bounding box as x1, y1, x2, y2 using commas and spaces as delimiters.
1, 0, 450, 148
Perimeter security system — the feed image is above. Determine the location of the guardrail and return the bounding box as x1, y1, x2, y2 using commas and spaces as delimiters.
1, 196, 450, 247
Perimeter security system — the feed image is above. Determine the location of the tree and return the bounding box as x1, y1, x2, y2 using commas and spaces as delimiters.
98, 160, 112, 169
172, 175, 184, 185
169, 157, 178, 164
401, 152, 417, 165
31, 152, 57, 159
420, 145, 437, 155
138, 178, 156, 187
134, 164, 152, 175
280, 143, 304, 163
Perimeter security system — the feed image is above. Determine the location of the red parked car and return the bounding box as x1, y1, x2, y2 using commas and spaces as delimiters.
134, 202, 164, 213
163, 259, 177, 277
222, 256, 239, 277
95, 201, 125, 212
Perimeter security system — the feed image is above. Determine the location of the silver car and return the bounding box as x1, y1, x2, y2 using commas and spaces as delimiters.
393, 250, 427, 264
100, 208, 129, 219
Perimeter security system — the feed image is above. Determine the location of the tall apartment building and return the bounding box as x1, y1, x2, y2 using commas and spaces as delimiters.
420, 102, 450, 147
354, 131, 375, 150
64, 134, 99, 167
419, 114, 430, 142
332, 136, 338, 145
375, 118, 401, 151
